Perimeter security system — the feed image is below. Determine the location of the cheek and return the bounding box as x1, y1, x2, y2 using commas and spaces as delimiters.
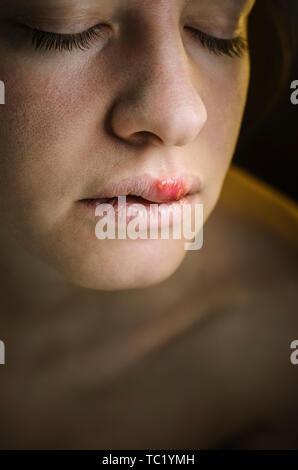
194, 57, 250, 207
0, 54, 112, 228
203, 57, 249, 149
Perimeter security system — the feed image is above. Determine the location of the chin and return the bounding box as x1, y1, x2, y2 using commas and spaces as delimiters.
52, 238, 188, 292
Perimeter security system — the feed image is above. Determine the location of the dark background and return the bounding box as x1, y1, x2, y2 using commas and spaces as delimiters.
235, 57, 298, 203
234, 1, 298, 203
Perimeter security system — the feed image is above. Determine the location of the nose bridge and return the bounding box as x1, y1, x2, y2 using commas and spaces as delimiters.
110, 12, 207, 147
137, 21, 199, 116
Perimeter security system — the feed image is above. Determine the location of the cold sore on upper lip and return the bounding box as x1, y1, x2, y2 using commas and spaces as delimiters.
81, 174, 202, 204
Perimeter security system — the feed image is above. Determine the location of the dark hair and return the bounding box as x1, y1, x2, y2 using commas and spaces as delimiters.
242, 0, 297, 134
235, 0, 298, 201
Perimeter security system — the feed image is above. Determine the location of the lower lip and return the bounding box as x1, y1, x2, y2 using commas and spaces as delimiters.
78, 194, 199, 230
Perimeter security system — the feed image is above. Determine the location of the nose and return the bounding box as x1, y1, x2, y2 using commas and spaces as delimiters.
109, 27, 207, 147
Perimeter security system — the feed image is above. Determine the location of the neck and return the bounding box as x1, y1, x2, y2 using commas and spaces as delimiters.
0, 229, 205, 387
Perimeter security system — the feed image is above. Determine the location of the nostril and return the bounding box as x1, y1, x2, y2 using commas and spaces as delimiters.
132, 131, 163, 146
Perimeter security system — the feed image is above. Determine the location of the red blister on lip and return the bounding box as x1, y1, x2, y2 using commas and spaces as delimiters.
155, 178, 188, 201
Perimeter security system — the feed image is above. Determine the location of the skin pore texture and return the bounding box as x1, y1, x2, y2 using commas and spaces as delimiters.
0, 0, 298, 449
0, 0, 254, 291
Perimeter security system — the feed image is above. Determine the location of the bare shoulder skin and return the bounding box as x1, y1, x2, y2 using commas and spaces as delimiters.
180, 165, 298, 448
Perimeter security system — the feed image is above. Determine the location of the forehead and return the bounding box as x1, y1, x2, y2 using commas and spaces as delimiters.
185, 0, 255, 15
1, 0, 255, 14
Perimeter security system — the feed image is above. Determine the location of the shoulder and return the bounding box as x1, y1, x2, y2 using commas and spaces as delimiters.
180, 166, 298, 446
218, 164, 298, 249
202, 164, 298, 293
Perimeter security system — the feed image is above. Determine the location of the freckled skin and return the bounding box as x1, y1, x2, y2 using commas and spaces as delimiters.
0, 0, 253, 291
0, 0, 256, 298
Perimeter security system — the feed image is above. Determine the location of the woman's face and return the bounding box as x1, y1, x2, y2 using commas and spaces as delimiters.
0, 0, 255, 290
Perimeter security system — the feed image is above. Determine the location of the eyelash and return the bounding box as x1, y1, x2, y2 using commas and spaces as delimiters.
26, 24, 248, 58
185, 27, 248, 58
29, 24, 108, 52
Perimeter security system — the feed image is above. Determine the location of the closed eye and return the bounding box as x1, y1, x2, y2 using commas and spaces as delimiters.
21, 22, 248, 58
22, 23, 111, 52
185, 26, 249, 58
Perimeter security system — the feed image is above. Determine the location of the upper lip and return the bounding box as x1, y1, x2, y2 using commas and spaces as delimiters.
81, 172, 202, 203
